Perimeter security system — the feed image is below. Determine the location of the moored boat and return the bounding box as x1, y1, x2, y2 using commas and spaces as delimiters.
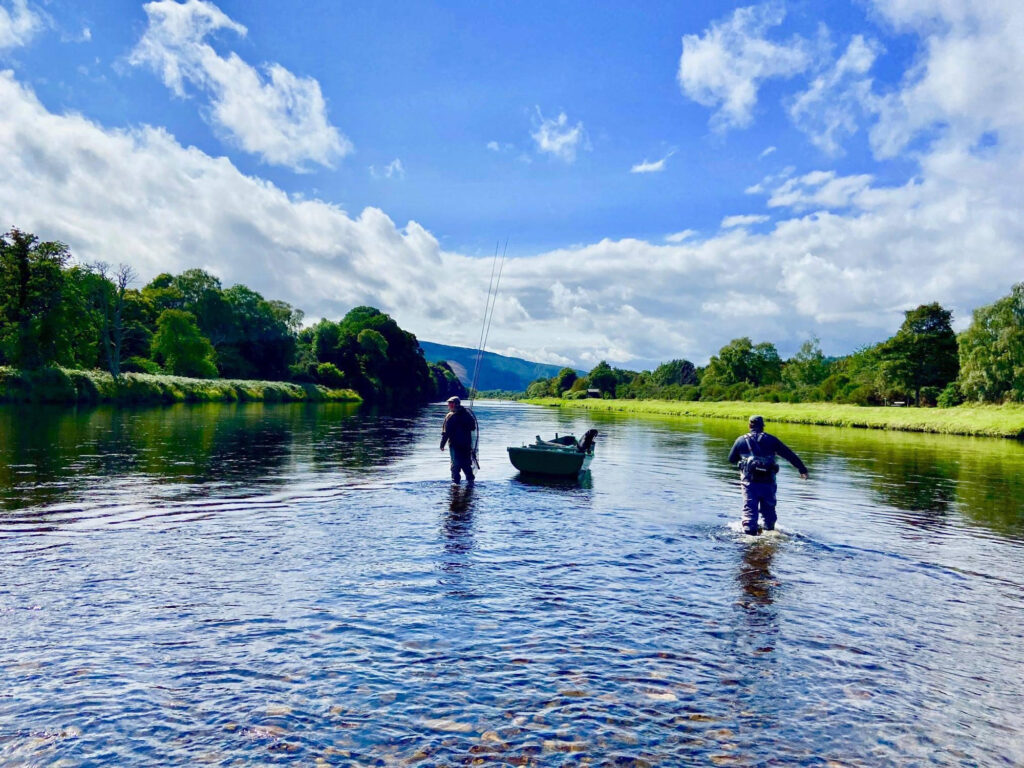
507, 429, 598, 476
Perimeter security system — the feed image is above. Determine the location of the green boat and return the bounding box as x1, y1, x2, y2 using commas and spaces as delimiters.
507, 429, 598, 476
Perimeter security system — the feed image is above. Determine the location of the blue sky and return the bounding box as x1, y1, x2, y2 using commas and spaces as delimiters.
2, 0, 1022, 368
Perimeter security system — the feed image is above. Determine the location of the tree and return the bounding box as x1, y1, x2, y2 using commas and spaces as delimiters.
879, 303, 959, 405
702, 338, 781, 388
90, 262, 136, 378
0, 229, 71, 368
652, 359, 698, 387
958, 284, 1024, 402
783, 337, 829, 388
219, 285, 298, 379
150, 309, 218, 378
554, 367, 578, 394
588, 361, 617, 395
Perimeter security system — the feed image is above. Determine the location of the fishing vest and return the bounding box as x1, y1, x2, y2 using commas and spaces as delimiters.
740, 433, 778, 483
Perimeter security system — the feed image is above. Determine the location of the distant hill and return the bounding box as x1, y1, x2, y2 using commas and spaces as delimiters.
419, 341, 582, 392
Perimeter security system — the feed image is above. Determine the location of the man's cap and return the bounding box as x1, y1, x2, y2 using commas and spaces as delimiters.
749, 414, 765, 428
446, 396, 461, 404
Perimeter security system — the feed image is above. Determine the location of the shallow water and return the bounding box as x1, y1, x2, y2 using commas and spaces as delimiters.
1, 402, 1023, 766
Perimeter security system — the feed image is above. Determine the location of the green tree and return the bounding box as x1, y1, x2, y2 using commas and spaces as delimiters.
652, 359, 698, 387
0, 229, 72, 368
879, 303, 959, 405
958, 284, 1024, 402
588, 360, 617, 395
89, 262, 137, 378
702, 338, 780, 388
783, 337, 829, 388
151, 309, 218, 378
554, 367, 578, 394
218, 285, 298, 379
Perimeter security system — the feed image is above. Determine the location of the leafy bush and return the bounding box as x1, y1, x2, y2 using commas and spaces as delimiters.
937, 382, 964, 408
842, 384, 877, 406
122, 356, 162, 375
316, 362, 346, 388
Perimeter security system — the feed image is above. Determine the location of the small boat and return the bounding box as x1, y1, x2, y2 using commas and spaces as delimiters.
507, 429, 598, 476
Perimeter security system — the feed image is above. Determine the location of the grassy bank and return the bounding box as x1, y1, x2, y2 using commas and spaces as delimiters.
0, 367, 361, 405
522, 397, 1024, 438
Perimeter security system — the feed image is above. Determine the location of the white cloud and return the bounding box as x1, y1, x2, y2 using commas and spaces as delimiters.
721, 213, 770, 228
5, 0, 1024, 373
0, 0, 42, 50
867, 0, 1024, 159
531, 108, 586, 162
789, 35, 881, 154
370, 158, 404, 179
678, 3, 813, 129
759, 145, 777, 158
630, 149, 675, 174
129, 0, 350, 170
760, 170, 875, 211
664, 229, 696, 243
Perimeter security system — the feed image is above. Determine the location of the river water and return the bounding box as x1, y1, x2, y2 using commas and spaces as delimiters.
1, 402, 1022, 766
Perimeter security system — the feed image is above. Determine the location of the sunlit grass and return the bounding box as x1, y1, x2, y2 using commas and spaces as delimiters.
0, 367, 361, 405
523, 397, 1024, 438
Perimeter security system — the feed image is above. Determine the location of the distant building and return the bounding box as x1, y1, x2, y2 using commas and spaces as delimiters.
587, 389, 601, 398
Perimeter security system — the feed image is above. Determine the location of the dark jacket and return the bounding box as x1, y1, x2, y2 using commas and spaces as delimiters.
441, 406, 476, 451
728, 431, 807, 476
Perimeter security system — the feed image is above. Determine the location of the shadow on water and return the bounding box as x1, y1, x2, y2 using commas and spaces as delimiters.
511, 470, 593, 490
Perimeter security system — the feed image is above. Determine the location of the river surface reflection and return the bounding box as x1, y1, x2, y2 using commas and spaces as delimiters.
1, 402, 1022, 766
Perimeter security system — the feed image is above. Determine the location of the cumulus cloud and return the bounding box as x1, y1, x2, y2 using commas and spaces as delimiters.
789, 35, 881, 154
5, 0, 1024, 370
630, 149, 675, 174
531, 108, 587, 162
129, 0, 350, 170
867, 0, 1024, 159
0, 0, 42, 50
678, 3, 813, 129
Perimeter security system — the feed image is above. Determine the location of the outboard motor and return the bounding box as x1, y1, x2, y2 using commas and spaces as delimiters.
577, 429, 599, 453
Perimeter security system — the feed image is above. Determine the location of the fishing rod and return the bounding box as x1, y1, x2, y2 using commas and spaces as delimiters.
469, 241, 501, 409
469, 239, 508, 469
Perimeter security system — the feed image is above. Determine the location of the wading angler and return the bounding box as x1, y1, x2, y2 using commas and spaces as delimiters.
728, 415, 808, 535
440, 396, 477, 485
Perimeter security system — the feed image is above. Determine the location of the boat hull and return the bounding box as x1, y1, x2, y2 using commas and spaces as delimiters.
507, 446, 593, 476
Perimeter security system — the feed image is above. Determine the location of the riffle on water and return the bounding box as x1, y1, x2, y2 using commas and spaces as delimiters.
1, 402, 1023, 766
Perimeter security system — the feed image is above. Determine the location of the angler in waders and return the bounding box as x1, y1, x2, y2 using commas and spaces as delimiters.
728, 415, 808, 535
440, 396, 477, 485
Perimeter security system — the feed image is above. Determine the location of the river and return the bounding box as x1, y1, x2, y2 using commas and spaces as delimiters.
1, 402, 1022, 766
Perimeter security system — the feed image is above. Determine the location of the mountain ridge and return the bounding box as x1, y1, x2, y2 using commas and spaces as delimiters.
419, 341, 583, 392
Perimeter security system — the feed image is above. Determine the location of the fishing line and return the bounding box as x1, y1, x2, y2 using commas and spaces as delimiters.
469, 241, 501, 406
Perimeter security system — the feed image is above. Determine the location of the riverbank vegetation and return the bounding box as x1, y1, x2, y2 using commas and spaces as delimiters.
523, 397, 1024, 438
524, 287, 1024, 409
0, 366, 360, 404
0, 228, 464, 405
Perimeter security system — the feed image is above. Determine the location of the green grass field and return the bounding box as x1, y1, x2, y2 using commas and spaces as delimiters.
522, 397, 1024, 438
0, 367, 361, 405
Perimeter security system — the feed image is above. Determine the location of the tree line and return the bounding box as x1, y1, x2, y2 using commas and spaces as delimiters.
0, 228, 464, 404
527, 290, 1024, 406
